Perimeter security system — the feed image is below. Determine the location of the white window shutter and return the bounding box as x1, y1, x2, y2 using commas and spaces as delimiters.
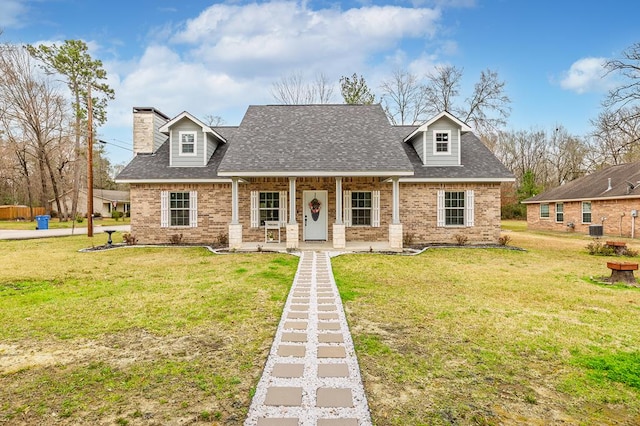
466, 190, 475, 227
279, 191, 287, 226
372, 190, 380, 227
437, 190, 445, 227
343, 190, 352, 227
189, 191, 198, 228
250, 191, 259, 228
161, 191, 169, 228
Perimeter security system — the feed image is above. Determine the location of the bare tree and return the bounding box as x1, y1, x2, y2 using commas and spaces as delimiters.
380, 69, 429, 125
203, 114, 226, 126
0, 44, 70, 216
588, 106, 640, 166
604, 43, 640, 118
271, 71, 335, 104
462, 69, 511, 135
423, 64, 462, 115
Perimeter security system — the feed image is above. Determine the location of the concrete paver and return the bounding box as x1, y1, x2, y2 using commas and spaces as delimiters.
245, 251, 372, 425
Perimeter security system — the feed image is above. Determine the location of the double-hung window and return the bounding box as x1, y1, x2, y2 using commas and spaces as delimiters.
351, 192, 372, 226
445, 191, 465, 225
582, 201, 592, 223
437, 190, 474, 227
343, 190, 380, 227
259, 192, 280, 226
160, 191, 197, 228
556, 203, 564, 222
179, 131, 196, 156
434, 131, 450, 154
540, 203, 550, 219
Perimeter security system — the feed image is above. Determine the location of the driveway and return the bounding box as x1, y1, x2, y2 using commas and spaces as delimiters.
0, 225, 131, 240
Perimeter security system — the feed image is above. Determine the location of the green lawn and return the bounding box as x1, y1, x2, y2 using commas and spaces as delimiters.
0, 236, 297, 424
333, 229, 640, 425
2, 228, 640, 425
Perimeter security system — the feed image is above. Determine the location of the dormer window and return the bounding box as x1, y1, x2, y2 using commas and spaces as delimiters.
179, 131, 197, 156
434, 130, 450, 154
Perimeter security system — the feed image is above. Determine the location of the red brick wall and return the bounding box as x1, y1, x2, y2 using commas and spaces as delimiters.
526, 198, 640, 238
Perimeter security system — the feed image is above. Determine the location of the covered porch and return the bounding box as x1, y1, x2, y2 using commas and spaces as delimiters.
227, 176, 404, 251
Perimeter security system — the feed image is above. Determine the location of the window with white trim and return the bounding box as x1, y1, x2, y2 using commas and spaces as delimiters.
250, 191, 287, 227
555, 203, 564, 222
160, 191, 197, 228
582, 201, 592, 223
179, 131, 196, 156
258, 192, 280, 226
343, 190, 380, 227
445, 191, 465, 225
437, 190, 474, 227
351, 192, 372, 226
434, 131, 450, 154
540, 203, 550, 218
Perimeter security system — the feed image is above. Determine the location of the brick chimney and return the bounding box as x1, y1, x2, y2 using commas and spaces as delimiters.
132, 107, 170, 155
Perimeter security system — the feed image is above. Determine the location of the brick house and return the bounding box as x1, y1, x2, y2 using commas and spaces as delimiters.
116, 105, 514, 249
522, 162, 640, 238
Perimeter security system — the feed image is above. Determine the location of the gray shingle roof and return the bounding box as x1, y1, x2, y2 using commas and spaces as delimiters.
116, 134, 231, 181
116, 105, 514, 182
217, 104, 414, 176
522, 162, 640, 203
394, 128, 514, 181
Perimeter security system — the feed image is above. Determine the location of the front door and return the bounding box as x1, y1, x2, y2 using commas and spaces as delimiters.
303, 191, 328, 241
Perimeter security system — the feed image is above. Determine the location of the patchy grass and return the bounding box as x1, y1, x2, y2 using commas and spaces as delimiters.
332, 230, 640, 425
0, 217, 130, 230
0, 236, 297, 424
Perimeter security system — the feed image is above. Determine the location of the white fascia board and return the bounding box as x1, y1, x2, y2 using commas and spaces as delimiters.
159, 111, 227, 143
217, 170, 415, 177
403, 111, 472, 142
399, 177, 516, 183
521, 194, 640, 204
115, 178, 233, 184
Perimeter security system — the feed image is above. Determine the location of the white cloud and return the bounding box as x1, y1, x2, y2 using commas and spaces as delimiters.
559, 57, 609, 94
99, 1, 448, 163
0, 0, 27, 28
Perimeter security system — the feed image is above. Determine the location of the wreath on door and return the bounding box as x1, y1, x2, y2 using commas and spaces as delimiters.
309, 197, 321, 221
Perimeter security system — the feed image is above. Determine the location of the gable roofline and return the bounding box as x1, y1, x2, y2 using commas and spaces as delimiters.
159, 111, 227, 143
403, 111, 472, 142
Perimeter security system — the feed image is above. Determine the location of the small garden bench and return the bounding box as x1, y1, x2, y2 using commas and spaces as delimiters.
606, 261, 638, 284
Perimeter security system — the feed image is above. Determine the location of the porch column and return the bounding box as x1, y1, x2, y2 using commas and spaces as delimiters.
392, 177, 400, 225
286, 177, 299, 249
229, 177, 243, 249
389, 176, 402, 250
333, 177, 346, 249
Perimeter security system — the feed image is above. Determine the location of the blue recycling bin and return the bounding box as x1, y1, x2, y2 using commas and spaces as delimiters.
35, 215, 50, 230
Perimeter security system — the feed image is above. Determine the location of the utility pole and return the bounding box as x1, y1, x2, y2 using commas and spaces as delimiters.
87, 84, 94, 237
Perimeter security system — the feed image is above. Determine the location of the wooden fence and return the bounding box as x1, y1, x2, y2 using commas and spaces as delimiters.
0, 206, 46, 220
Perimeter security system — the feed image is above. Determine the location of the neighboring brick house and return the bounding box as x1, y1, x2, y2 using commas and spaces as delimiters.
522, 162, 640, 238
116, 105, 514, 249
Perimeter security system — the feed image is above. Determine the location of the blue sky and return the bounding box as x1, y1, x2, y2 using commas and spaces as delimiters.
1, 0, 638, 165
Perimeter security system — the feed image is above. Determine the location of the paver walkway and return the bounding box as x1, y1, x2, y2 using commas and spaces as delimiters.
245, 251, 372, 426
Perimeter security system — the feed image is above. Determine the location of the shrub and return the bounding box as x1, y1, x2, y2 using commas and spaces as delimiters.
454, 234, 468, 246
111, 211, 123, 221
403, 232, 415, 246
169, 233, 183, 245
93, 212, 102, 218
122, 233, 138, 245
586, 240, 615, 256
498, 234, 512, 246
216, 232, 229, 246
76, 215, 84, 223
622, 247, 639, 257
